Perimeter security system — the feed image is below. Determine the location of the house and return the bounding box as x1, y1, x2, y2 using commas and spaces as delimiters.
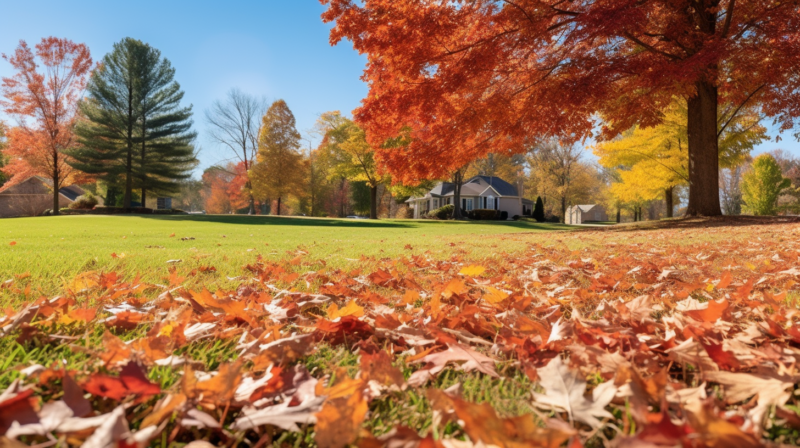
566, 204, 608, 224
407, 176, 534, 219
0, 176, 86, 218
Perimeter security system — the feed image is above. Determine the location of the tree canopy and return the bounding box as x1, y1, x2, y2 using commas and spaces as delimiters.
322, 0, 800, 216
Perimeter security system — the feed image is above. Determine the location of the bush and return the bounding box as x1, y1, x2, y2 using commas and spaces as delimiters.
469, 209, 499, 220
426, 204, 454, 220
68, 192, 99, 210
546, 215, 561, 223
499, 211, 508, 220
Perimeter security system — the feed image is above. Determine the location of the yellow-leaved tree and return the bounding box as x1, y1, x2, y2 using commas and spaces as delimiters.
594, 101, 766, 217
316, 111, 387, 219
250, 100, 307, 216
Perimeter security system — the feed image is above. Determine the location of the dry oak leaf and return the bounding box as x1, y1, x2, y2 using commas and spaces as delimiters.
98, 331, 132, 366
684, 299, 729, 323
704, 371, 796, 426
183, 359, 244, 405
449, 397, 575, 448
327, 300, 365, 320
482, 286, 509, 304
140, 393, 187, 429
81, 362, 160, 401
315, 387, 369, 448
459, 265, 486, 277
443, 279, 468, 298
232, 395, 324, 432
409, 343, 498, 386
532, 356, 617, 429
360, 350, 405, 388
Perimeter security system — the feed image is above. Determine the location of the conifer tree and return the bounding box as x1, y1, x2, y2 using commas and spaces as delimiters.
533, 197, 545, 222
69, 38, 196, 209
133, 46, 197, 206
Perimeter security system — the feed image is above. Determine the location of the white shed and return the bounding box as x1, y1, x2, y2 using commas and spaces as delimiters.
566, 204, 608, 224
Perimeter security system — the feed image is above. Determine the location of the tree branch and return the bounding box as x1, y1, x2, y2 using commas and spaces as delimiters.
717, 84, 765, 137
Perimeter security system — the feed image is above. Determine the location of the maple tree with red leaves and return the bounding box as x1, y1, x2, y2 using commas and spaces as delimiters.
1, 37, 93, 215
320, 0, 800, 216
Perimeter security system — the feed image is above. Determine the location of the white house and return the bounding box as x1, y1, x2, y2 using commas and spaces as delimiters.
407, 176, 534, 219
566, 204, 608, 224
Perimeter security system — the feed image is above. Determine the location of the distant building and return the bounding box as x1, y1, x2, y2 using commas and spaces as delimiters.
566, 204, 608, 224
0, 176, 86, 218
407, 176, 533, 219
156, 197, 173, 210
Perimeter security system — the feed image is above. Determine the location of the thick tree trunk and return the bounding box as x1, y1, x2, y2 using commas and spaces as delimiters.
276, 197, 282, 216
369, 185, 378, 219
665, 187, 674, 218
685, 80, 722, 216
616, 207, 621, 223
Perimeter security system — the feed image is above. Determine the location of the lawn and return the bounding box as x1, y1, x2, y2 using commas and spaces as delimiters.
1, 215, 572, 296
2, 216, 800, 448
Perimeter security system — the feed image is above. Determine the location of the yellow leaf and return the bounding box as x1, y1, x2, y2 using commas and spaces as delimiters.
328, 300, 364, 320
483, 286, 509, 304
69, 271, 99, 292
706, 283, 715, 292
444, 279, 468, 298
158, 323, 175, 337
57, 313, 77, 326
459, 265, 486, 277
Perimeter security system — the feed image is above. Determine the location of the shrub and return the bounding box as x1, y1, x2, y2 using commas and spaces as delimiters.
426, 204, 454, 220
741, 154, 791, 216
499, 211, 509, 220
533, 196, 545, 222
546, 215, 561, 223
68, 192, 99, 210
469, 209, 499, 220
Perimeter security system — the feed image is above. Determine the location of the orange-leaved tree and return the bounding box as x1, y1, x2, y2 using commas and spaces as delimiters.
321, 0, 800, 216
1, 38, 93, 214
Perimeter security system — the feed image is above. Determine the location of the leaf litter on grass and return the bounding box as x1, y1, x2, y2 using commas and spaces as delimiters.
1, 223, 800, 447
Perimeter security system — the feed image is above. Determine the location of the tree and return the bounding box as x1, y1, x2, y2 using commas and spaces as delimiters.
532, 196, 545, 222
322, 0, 800, 217
527, 140, 596, 222
720, 165, 747, 215
205, 89, 267, 214
132, 45, 197, 206
69, 38, 196, 209
316, 112, 387, 219
1, 38, 93, 215
202, 165, 236, 214
741, 154, 791, 216
594, 101, 766, 217
250, 100, 306, 216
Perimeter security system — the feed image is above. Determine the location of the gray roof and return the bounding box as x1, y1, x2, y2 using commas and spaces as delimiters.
469, 176, 520, 196
59, 185, 85, 201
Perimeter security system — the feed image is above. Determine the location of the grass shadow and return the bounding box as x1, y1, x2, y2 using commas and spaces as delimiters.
591, 215, 800, 233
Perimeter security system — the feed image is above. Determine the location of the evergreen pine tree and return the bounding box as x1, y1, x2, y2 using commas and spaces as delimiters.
68, 38, 196, 209
70, 38, 146, 208
533, 196, 545, 222
133, 47, 197, 206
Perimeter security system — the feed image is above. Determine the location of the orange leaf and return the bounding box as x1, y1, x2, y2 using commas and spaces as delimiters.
483, 286, 509, 304
328, 300, 365, 320
685, 299, 728, 322
9, 241, 17, 246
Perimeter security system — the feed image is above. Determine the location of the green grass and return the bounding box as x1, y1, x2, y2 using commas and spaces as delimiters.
0, 214, 572, 295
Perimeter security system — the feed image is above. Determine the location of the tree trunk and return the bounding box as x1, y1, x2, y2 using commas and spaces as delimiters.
616, 207, 621, 223
369, 185, 378, 219
52, 167, 59, 216
685, 80, 722, 216
276, 196, 282, 216
560, 196, 567, 223
141, 189, 146, 209
124, 85, 134, 211
249, 194, 255, 215
452, 169, 465, 220
665, 187, 674, 218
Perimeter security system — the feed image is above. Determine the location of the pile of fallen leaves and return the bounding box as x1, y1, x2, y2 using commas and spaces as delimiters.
2, 223, 800, 447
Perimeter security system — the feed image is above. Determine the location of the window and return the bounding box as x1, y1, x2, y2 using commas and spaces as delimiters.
462, 198, 474, 211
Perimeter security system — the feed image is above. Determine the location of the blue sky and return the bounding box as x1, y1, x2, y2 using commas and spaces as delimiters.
0, 0, 368, 174
1, 1, 797, 177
